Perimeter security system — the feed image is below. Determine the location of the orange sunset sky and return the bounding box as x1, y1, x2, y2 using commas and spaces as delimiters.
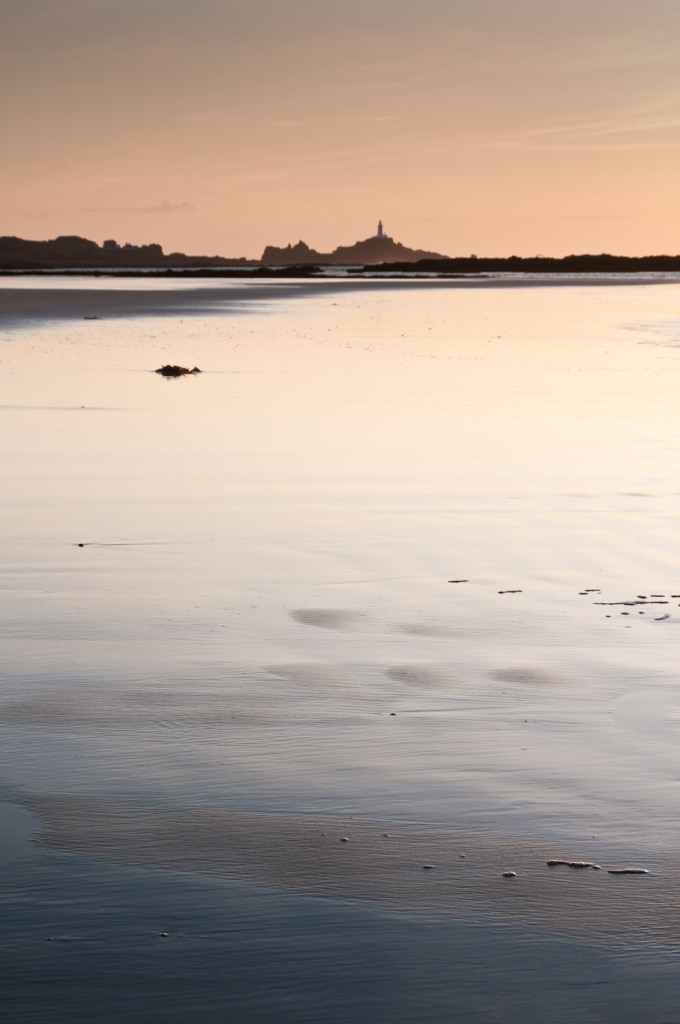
3, 0, 680, 259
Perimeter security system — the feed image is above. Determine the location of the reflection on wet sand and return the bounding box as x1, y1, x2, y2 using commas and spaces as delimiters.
25, 792, 676, 956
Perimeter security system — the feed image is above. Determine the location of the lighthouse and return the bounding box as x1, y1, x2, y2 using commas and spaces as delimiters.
376, 220, 385, 239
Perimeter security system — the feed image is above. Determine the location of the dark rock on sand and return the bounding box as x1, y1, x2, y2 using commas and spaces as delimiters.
546, 859, 600, 869
608, 867, 648, 875
155, 364, 202, 377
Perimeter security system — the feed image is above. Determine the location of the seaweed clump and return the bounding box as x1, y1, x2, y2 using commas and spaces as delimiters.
155, 365, 201, 377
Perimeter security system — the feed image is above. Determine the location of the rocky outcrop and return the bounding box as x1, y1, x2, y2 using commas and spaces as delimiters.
0, 235, 256, 270
261, 233, 446, 266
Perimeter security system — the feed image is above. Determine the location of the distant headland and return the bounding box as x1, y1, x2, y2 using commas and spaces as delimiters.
0, 235, 257, 271
0, 222, 444, 271
261, 221, 446, 265
3, 227, 680, 276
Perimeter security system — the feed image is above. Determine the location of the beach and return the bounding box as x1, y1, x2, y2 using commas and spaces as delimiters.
3, 274, 680, 1021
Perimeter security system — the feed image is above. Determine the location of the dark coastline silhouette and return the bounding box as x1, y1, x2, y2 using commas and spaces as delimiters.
3, 230, 680, 275
0, 235, 256, 271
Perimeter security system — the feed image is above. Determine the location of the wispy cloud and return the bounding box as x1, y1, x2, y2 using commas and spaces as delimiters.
84, 201, 196, 214
478, 104, 680, 153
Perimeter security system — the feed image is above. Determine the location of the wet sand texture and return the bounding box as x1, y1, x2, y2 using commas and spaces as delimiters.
25, 794, 676, 953
264, 664, 361, 696
1, 276, 664, 324
385, 666, 465, 691
489, 668, 564, 687
290, 609, 380, 632
0, 283, 331, 323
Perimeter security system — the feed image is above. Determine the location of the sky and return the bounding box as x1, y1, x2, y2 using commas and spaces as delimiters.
3, 0, 680, 258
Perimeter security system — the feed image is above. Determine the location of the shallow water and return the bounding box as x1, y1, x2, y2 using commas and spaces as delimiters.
2, 276, 680, 1021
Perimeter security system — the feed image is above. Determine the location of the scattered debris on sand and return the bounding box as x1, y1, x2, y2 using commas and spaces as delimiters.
594, 600, 668, 606
155, 364, 202, 377
546, 859, 600, 869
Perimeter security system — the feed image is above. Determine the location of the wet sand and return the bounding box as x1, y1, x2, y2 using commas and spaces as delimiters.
1, 272, 676, 326
4, 276, 680, 1020
0, 281, 327, 324
26, 793, 675, 954
0, 800, 37, 865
